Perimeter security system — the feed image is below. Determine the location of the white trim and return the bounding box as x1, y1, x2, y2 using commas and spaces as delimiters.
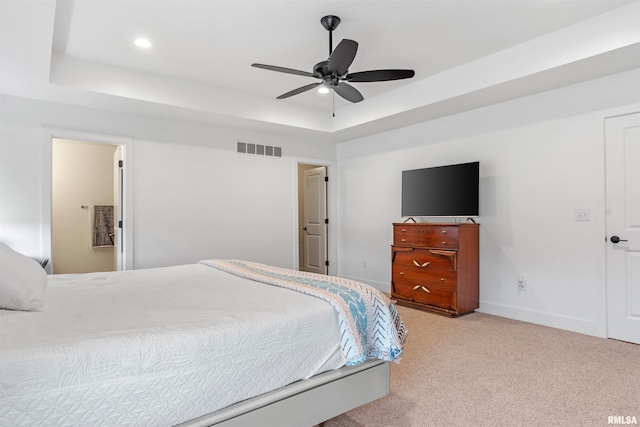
478, 301, 602, 337
293, 157, 337, 276
41, 127, 134, 271
592, 111, 608, 339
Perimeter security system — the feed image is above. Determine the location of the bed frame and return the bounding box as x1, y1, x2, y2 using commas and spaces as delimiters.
177, 359, 390, 427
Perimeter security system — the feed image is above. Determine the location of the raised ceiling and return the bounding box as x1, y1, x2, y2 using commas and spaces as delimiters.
1, 0, 639, 142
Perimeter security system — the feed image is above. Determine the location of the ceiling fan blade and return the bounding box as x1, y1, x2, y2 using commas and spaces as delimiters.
252, 63, 315, 78
346, 69, 415, 82
333, 82, 364, 103
328, 39, 358, 76
277, 83, 322, 99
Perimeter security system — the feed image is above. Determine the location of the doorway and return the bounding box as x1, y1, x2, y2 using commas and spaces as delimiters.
41, 128, 133, 274
52, 139, 122, 274
298, 164, 328, 274
605, 112, 640, 344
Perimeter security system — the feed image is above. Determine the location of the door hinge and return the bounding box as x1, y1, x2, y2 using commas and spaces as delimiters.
325, 260, 329, 266
325, 218, 329, 224
324, 176, 328, 182
118, 160, 123, 168
118, 220, 123, 229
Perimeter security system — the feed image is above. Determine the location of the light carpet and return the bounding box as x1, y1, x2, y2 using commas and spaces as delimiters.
323, 306, 639, 427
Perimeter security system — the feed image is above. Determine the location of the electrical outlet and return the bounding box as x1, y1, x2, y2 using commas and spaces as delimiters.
517, 275, 526, 291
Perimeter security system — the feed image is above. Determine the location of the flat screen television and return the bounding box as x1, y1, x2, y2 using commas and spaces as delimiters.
401, 161, 479, 218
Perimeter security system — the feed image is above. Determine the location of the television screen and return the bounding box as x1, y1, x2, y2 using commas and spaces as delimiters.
401, 162, 479, 217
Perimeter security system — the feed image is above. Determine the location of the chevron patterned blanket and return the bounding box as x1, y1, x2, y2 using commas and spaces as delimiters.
198, 259, 407, 365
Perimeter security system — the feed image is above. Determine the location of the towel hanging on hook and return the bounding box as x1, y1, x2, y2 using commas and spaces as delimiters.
92, 205, 114, 247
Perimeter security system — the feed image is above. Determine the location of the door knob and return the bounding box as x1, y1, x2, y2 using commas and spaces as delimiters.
610, 235, 628, 244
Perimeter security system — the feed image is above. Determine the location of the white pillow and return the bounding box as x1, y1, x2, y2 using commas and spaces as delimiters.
0, 243, 47, 311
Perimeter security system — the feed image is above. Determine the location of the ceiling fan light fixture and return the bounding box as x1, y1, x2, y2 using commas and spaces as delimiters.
318, 86, 330, 94
134, 38, 152, 48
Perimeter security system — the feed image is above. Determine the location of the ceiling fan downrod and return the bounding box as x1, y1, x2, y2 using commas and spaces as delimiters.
320, 15, 341, 55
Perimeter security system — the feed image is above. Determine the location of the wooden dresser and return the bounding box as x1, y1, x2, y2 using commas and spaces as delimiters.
391, 222, 479, 316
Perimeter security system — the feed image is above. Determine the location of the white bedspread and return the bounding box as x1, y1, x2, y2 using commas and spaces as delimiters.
0, 264, 346, 426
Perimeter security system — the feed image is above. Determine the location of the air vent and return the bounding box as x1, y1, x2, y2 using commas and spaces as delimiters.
237, 142, 282, 157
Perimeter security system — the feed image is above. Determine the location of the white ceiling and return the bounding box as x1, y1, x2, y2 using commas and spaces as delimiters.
1, 0, 639, 143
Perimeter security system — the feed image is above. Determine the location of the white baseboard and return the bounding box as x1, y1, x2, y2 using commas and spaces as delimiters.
478, 301, 604, 338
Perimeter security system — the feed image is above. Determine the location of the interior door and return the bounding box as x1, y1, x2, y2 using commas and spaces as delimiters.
605, 112, 640, 344
113, 145, 124, 271
302, 166, 328, 274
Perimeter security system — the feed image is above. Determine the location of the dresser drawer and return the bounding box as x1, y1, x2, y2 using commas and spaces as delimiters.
392, 268, 457, 290
392, 246, 457, 271
393, 225, 459, 248
392, 279, 457, 311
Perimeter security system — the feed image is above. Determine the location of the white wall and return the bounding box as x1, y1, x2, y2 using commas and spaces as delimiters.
0, 95, 335, 270
132, 139, 295, 268
336, 69, 640, 338
2, 68, 639, 338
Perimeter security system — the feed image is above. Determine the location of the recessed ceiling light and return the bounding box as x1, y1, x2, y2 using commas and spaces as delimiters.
134, 38, 152, 48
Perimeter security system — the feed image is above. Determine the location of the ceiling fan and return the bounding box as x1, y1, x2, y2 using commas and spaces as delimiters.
251, 15, 415, 103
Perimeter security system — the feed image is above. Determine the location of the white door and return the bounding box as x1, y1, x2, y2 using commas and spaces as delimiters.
605, 112, 640, 344
113, 146, 124, 271
302, 166, 328, 274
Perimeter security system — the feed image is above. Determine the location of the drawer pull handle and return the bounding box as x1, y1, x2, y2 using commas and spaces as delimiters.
442, 230, 447, 234
442, 241, 447, 245
412, 285, 430, 293
412, 260, 430, 268
401, 238, 406, 242
400, 272, 404, 275
401, 229, 406, 232
440, 278, 445, 281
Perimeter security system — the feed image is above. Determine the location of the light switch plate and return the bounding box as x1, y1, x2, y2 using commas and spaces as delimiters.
575, 207, 591, 221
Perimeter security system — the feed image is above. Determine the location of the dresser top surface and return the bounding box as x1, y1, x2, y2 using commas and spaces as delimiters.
393, 222, 478, 227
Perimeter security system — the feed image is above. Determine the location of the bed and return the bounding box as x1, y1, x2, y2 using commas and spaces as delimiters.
0, 244, 407, 426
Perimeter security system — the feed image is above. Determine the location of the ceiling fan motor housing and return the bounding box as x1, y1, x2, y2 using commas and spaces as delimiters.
313, 61, 344, 87
313, 61, 329, 78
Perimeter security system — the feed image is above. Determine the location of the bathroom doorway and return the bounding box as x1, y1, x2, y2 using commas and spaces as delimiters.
51, 139, 120, 274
